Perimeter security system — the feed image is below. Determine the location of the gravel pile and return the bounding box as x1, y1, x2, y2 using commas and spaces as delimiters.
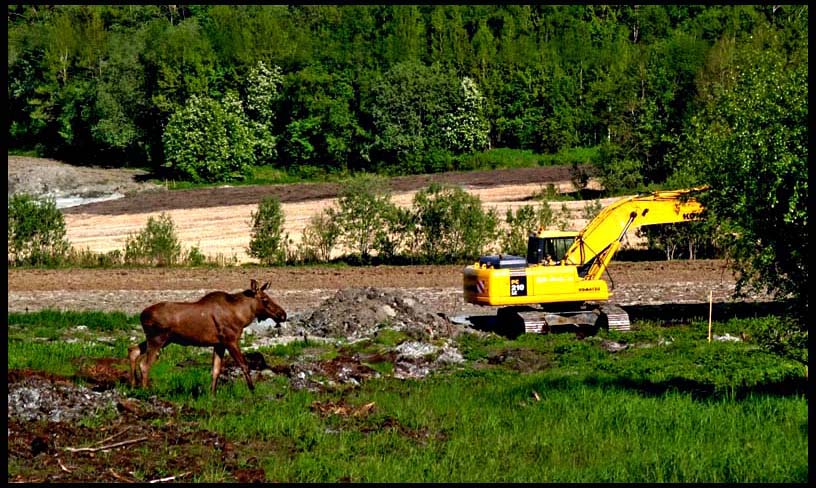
285, 287, 457, 340
7, 372, 174, 423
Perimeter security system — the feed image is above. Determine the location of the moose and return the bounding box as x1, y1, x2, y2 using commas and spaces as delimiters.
128, 279, 287, 394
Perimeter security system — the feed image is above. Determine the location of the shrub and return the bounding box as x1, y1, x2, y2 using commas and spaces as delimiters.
124, 213, 182, 266
373, 205, 415, 262
412, 183, 498, 263
500, 200, 555, 256
581, 199, 603, 221
299, 210, 342, 263
335, 175, 398, 262
248, 196, 288, 266
553, 203, 572, 231
8, 193, 70, 266
185, 245, 207, 266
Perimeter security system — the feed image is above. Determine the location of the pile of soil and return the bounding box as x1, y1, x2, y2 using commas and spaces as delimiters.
289, 287, 458, 341
7, 156, 162, 200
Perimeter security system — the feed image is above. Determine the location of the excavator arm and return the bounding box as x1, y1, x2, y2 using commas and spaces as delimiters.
565, 187, 706, 281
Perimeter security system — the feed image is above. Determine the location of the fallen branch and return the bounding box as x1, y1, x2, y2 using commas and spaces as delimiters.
56, 458, 72, 473
94, 426, 133, 447
109, 468, 134, 483
62, 436, 148, 453
149, 471, 191, 483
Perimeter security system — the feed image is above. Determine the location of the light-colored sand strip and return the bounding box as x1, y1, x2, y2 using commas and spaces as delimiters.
64, 182, 627, 263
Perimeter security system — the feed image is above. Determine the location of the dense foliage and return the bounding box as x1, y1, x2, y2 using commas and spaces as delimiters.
7, 5, 806, 185
670, 16, 808, 321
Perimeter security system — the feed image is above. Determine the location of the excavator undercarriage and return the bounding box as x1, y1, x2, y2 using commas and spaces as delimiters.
496, 302, 631, 335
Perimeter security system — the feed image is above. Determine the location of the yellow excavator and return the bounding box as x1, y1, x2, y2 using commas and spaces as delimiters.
463, 187, 706, 334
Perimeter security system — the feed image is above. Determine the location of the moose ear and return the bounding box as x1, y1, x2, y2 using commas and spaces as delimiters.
250, 279, 259, 292
261, 282, 270, 291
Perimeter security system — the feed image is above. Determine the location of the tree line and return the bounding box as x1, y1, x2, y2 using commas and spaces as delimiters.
6, 5, 804, 186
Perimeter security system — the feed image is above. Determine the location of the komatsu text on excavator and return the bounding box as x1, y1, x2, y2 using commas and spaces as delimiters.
463, 187, 706, 334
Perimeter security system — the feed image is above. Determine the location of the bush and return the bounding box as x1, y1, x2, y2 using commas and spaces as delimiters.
8, 193, 70, 266
185, 246, 207, 267
500, 200, 554, 256
248, 196, 288, 265
298, 210, 342, 263
373, 205, 415, 262
412, 183, 498, 263
124, 213, 182, 266
335, 175, 398, 262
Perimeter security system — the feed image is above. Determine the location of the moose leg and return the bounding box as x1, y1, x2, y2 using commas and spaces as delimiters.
140, 334, 169, 388
224, 342, 255, 391
210, 345, 226, 394
128, 341, 147, 387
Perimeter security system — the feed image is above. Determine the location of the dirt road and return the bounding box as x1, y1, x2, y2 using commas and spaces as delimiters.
8, 260, 757, 318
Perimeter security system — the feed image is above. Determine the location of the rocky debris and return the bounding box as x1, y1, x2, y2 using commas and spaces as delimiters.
7, 371, 174, 423
600, 340, 631, 353
284, 287, 459, 341
7, 156, 161, 202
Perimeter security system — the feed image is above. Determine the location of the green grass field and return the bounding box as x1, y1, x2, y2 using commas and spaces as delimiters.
7, 310, 808, 483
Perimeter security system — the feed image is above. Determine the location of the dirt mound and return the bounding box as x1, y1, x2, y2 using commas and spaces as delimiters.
291, 287, 456, 340
7, 156, 161, 201
7, 369, 174, 423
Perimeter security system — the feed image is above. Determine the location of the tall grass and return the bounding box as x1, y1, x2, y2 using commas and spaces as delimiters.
457, 146, 601, 171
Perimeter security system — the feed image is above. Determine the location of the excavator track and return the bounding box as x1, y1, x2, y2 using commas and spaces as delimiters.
598, 303, 631, 332
496, 303, 631, 335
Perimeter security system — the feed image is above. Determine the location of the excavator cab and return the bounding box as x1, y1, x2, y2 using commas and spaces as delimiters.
526, 230, 577, 266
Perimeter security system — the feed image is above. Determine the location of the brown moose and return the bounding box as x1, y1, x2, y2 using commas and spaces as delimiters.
128, 279, 287, 394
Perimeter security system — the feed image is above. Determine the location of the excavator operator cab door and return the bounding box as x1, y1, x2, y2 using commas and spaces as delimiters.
527, 234, 576, 265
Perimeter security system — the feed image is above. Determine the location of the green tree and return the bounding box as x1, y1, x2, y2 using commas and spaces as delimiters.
162, 93, 256, 182
367, 61, 460, 173
248, 196, 288, 266
440, 77, 490, 154
279, 67, 364, 171
412, 183, 499, 263
335, 175, 398, 262
244, 60, 283, 164
8, 194, 71, 266
676, 34, 807, 318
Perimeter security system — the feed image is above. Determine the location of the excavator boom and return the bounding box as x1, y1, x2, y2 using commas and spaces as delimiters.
565, 187, 705, 281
